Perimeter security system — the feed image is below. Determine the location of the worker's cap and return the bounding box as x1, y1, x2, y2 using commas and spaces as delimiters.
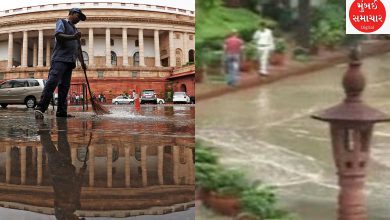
69, 8, 86, 21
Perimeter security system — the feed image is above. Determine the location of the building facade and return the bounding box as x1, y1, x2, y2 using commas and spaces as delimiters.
0, 2, 195, 100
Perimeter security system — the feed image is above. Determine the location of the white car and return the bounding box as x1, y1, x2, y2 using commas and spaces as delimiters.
0, 78, 45, 108
157, 98, 165, 104
173, 92, 190, 104
112, 96, 134, 105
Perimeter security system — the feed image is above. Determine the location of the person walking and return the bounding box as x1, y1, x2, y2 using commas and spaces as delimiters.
253, 21, 274, 76
35, 8, 87, 119
224, 30, 244, 86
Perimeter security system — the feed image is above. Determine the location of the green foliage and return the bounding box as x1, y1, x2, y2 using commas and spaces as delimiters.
165, 90, 173, 102
292, 47, 310, 62
240, 184, 297, 220
195, 142, 218, 164
196, 0, 222, 11
310, 4, 346, 48
240, 184, 277, 218
274, 38, 287, 53
197, 165, 250, 197
196, 4, 261, 44
244, 43, 258, 60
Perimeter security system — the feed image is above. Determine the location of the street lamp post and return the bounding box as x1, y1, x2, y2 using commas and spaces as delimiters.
312, 48, 390, 220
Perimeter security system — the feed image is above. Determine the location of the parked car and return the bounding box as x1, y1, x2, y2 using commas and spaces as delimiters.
140, 89, 157, 104
190, 96, 195, 104
0, 78, 45, 108
157, 98, 165, 104
173, 92, 190, 104
112, 95, 134, 105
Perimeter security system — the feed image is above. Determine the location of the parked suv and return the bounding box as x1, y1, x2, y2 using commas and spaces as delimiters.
0, 79, 45, 108
140, 89, 157, 104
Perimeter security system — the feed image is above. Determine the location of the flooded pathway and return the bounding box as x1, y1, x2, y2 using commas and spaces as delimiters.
196, 53, 390, 220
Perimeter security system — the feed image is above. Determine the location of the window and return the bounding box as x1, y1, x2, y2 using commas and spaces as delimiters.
82, 51, 89, 66
28, 80, 40, 87
81, 39, 86, 46
189, 35, 194, 40
175, 33, 180, 39
110, 38, 115, 46
133, 52, 139, 66
175, 49, 182, 67
13, 80, 27, 88
97, 71, 104, 79
189, 49, 195, 63
0, 81, 13, 89
135, 40, 139, 47
111, 51, 117, 66
0, 73, 4, 80
132, 71, 138, 78
28, 72, 34, 78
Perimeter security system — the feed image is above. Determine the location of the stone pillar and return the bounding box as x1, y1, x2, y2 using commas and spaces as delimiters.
154, 30, 161, 67
38, 30, 44, 67
105, 28, 111, 67
7, 32, 13, 68
169, 31, 175, 67
22, 31, 28, 67
37, 146, 43, 185
89, 145, 95, 187
141, 146, 147, 187
107, 145, 113, 188
6, 145, 11, 184
138, 29, 145, 66
157, 145, 164, 185
187, 148, 195, 184
125, 146, 130, 187
183, 32, 189, 64
88, 28, 94, 66
172, 146, 179, 184
71, 148, 77, 166
122, 28, 128, 66
20, 146, 26, 185
33, 41, 38, 67
31, 147, 36, 168
46, 39, 51, 67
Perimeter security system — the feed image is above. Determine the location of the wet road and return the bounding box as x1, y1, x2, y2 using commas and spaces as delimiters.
0, 105, 195, 219
196, 53, 390, 220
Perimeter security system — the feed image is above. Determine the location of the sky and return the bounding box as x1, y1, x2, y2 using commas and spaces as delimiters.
0, 0, 195, 11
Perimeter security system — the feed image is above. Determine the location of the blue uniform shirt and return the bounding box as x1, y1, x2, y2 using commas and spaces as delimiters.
51, 19, 79, 64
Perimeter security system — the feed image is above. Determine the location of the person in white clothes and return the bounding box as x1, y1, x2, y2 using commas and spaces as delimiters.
253, 22, 274, 76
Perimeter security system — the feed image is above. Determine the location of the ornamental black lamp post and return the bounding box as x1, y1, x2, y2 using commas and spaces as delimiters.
312, 48, 390, 220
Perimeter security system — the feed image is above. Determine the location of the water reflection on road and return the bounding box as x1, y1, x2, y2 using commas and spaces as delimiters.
0, 105, 195, 219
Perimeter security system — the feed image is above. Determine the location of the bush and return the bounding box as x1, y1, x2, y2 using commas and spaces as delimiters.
274, 38, 287, 54
311, 4, 345, 48
244, 43, 258, 60
200, 167, 250, 197
240, 184, 297, 220
292, 47, 310, 62
195, 142, 218, 164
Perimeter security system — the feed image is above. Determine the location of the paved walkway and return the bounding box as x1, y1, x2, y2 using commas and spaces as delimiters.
196, 40, 390, 101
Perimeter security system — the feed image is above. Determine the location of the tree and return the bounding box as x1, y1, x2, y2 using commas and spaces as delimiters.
297, 0, 311, 48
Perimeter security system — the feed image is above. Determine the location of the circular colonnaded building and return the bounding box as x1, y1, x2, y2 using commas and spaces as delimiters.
0, 2, 195, 100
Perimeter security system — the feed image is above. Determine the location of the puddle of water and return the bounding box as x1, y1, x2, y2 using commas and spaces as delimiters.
0, 105, 195, 219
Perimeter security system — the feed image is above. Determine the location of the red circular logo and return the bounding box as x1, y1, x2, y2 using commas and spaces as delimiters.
349, 0, 386, 33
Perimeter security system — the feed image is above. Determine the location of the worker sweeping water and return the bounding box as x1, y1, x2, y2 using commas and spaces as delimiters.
35, 8, 87, 119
